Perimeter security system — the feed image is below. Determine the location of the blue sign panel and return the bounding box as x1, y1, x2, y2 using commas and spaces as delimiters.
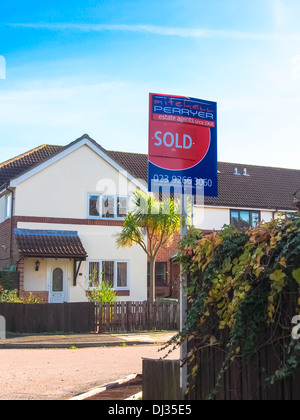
148, 93, 218, 196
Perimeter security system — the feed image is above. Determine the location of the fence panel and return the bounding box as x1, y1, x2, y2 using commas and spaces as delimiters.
96, 301, 180, 333
0, 302, 95, 334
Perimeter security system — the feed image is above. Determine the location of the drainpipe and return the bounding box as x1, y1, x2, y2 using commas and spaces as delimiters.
5, 185, 15, 268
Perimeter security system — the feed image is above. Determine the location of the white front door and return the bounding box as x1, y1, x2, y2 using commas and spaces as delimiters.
48, 261, 67, 303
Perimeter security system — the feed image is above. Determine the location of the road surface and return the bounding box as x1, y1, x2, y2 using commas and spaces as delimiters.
0, 345, 180, 400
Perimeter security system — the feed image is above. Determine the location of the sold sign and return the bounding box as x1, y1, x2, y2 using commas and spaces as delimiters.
148, 93, 218, 196
149, 120, 211, 170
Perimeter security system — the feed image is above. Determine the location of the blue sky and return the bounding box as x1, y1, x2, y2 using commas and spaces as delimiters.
0, 0, 300, 169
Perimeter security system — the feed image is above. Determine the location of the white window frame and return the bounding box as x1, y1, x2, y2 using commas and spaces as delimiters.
87, 260, 130, 291
87, 194, 128, 220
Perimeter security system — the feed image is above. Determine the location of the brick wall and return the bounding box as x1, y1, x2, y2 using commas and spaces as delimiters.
0, 218, 13, 269
20, 291, 49, 303
0, 216, 20, 269
16, 216, 124, 226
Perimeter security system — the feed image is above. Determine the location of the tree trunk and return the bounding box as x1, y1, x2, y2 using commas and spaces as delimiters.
149, 256, 156, 303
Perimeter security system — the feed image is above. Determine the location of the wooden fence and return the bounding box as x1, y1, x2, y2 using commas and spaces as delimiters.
187, 337, 300, 401
0, 302, 96, 334
95, 301, 180, 333
0, 301, 180, 334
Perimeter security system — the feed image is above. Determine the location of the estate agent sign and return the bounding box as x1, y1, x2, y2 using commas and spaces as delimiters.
148, 93, 218, 197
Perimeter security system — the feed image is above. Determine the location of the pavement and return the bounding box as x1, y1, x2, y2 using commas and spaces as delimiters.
0, 330, 179, 349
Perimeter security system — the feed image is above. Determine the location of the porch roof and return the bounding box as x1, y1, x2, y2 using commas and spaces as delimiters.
14, 229, 88, 260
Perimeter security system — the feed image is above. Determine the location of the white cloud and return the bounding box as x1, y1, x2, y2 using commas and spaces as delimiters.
0, 56, 6, 79
272, 0, 289, 28
291, 55, 300, 80
6, 22, 300, 42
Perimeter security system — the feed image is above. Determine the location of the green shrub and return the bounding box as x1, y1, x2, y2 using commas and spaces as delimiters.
87, 281, 118, 303
0, 287, 21, 302
0, 286, 40, 303
0, 271, 19, 291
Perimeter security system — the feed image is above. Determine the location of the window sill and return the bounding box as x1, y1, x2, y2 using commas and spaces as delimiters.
87, 216, 125, 221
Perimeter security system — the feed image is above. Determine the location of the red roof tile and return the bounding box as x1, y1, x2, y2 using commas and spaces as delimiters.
14, 229, 87, 259
0, 144, 63, 187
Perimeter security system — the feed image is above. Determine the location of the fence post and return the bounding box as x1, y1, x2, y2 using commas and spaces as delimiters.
126, 301, 132, 331
143, 358, 181, 400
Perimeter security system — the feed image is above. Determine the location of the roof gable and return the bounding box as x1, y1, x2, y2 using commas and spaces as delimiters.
1, 134, 147, 192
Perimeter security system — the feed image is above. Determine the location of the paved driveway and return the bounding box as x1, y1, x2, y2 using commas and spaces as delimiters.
0, 345, 180, 400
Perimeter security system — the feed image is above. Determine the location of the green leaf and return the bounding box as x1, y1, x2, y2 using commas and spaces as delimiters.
270, 269, 286, 293
292, 268, 300, 284
270, 269, 286, 284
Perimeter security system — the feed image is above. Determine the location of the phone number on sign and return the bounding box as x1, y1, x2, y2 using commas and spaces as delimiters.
152, 174, 213, 187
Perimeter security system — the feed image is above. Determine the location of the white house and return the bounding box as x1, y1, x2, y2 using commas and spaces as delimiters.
0, 135, 148, 303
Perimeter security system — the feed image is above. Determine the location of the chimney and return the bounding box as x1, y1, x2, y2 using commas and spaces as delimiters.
234, 168, 241, 176
243, 168, 250, 177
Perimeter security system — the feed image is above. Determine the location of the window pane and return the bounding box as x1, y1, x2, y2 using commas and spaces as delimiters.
89, 262, 100, 288
53, 268, 63, 292
102, 196, 115, 218
251, 212, 260, 227
117, 262, 127, 288
89, 195, 100, 217
240, 211, 250, 224
102, 261, 114, 287
156, 262, 167, 285
231, 211, 239, 227
239, 211, 250, 229
117, 197, 127, 218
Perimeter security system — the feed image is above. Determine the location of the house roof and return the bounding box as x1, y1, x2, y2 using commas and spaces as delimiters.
1, 135, 299, 211
14, 229, 88, 259
107, 150, 148, 182
205, 162, 300, 211
108, 154, 300, 210
0, 144, 63, 187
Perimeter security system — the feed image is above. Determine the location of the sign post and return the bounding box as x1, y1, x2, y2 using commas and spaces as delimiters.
148, 92, 218, 398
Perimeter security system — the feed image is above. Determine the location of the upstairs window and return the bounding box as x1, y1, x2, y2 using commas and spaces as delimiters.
88, 195, 128, 219
230, 210, 260, 230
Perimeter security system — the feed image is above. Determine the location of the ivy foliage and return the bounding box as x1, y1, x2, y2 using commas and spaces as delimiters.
171, 215, 300, 397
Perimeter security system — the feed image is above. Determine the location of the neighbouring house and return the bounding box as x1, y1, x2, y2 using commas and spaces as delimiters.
0, 134, 299, 302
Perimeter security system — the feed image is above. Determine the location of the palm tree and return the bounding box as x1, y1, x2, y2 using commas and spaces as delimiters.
116, 190, 181, 303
